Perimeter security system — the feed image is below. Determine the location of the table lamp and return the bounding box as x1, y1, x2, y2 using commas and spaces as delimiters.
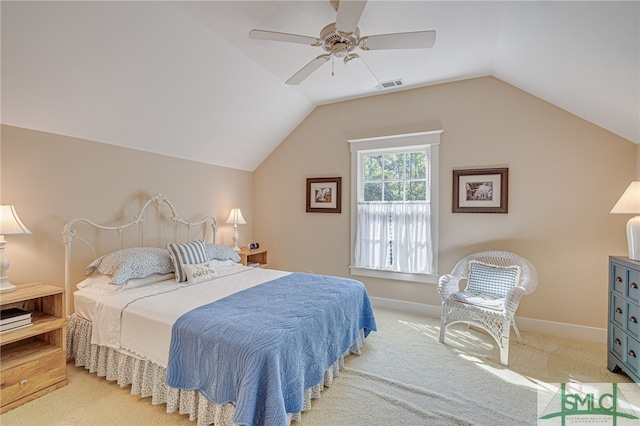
225, 208, 246, 252
0, 205, 32, 293
611, 181, 640, 260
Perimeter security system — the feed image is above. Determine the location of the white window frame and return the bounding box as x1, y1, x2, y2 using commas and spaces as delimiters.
348, 130, 441, 284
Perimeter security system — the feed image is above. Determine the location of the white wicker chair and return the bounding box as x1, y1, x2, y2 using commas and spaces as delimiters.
438, 251, 538, 365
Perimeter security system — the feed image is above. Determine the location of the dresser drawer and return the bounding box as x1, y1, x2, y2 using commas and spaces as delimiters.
611, 293, 627, 328
611, 324, 627, 360
629, 269, 640, 302
625, 335, 640, 376
628, 303, 640, 337
612, 263, 628, 294
0, 349, 66, 407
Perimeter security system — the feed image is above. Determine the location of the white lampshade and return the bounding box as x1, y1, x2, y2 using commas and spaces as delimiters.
0, 205, 31, 293
225, 208, 247, 225
0, 205, 31, 235
611, 182, 640, 261
611, 182, 640, 214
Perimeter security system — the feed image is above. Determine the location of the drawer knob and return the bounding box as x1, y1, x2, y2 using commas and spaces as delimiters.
632, 282, 638, 289
615, 338, 622, 345
616, 276, 623, 283
631, 316, 638, 324
629, 349, 637, 358
616, 307, 623, 314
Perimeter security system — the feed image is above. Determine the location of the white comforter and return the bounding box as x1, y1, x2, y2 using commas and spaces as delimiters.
75, 265, 290, 368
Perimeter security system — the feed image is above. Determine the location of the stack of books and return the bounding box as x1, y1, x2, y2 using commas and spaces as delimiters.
1, 307, 33, 333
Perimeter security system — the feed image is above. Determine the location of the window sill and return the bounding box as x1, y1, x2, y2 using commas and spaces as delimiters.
349, 266, 438, 284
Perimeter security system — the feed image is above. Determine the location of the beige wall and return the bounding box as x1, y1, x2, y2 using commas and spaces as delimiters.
637, 144, 640, 179
1, 76, 637, 330
1, 125, 253, 288
253, 76, 636, 329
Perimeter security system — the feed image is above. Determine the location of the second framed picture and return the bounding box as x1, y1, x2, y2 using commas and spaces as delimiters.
452, 168, 509, 213
306, 177, 342, 213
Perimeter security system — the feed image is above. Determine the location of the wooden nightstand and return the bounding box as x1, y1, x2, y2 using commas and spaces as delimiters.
239, 247, 268, 268
0, 282, 68, 413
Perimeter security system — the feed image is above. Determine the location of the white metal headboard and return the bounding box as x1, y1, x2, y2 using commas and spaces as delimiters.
63, 193, 217, 315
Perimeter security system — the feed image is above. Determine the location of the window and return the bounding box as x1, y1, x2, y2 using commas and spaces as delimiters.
348, 131, 441, 283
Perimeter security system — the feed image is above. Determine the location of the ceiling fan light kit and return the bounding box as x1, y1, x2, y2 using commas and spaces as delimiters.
249, 0, 436, 87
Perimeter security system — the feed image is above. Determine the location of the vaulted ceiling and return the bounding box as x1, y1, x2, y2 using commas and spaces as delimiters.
2, 1, 638, 171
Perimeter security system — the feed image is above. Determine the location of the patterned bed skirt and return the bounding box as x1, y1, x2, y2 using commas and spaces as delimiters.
66, 313, 365, 425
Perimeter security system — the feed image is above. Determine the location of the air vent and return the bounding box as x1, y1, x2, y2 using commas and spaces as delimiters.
376, 79, 404, 90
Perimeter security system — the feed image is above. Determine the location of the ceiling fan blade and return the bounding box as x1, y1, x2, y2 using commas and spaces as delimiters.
249, 29, 321, 46
286, 54, 331, 85
344, 54, 379, 89
336, 0, 367, 35
360, 30, 436, 50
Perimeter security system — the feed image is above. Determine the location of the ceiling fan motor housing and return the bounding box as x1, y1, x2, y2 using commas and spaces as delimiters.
320, 23, 359, 57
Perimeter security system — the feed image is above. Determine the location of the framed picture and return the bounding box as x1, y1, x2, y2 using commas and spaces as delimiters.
306, 177, 342, 213
452, 168, 508, 213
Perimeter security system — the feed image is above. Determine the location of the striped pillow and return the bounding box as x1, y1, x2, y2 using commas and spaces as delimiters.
167, 240, 208, 282
467, 260, 521, 297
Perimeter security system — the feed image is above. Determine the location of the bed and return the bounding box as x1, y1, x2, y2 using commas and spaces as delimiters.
64, 193, 376, 425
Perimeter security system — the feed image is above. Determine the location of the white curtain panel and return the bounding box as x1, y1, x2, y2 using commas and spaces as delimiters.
355, 203, 433, 274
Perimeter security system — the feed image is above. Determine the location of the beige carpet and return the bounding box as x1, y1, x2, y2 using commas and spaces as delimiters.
1, 308, 634, 425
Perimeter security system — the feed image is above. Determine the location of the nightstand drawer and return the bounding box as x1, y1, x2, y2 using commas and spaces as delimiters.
0, 348, 66, 407
612, 263, 628, 294
611, 293, 626, 328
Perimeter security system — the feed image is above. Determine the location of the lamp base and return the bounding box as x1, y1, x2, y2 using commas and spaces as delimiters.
0, 279, 17, 293
0, 238, 17, 292
627, 216, 640, 261
231, 225, 241, 252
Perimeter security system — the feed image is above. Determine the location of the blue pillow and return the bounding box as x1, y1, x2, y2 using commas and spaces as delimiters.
84, 247, 174, 285
205, 244, 241, 263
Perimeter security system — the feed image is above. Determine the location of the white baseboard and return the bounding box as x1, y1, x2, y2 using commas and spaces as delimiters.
370, 297, 441, 317
369, 297, 607, 344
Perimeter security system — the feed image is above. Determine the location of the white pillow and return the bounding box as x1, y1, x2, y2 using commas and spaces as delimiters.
77, 272, 175, 292
76, 274, 121, 295
122, 273, 175, 289
77, 274, 113, 289
208, 258, 238, 269
182, 261, 218, 285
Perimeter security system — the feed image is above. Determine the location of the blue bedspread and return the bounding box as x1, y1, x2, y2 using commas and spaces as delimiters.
166, 272, 376, 426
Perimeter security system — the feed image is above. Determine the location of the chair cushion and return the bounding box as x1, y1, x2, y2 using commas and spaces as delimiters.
451, 291, 505, 311
467, 260, 521, 297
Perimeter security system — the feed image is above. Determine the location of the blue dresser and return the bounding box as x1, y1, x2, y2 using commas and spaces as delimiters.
608, 256, 640, 383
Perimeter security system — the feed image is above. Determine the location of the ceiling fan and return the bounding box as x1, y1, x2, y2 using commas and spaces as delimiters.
249, 0, 436, 88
